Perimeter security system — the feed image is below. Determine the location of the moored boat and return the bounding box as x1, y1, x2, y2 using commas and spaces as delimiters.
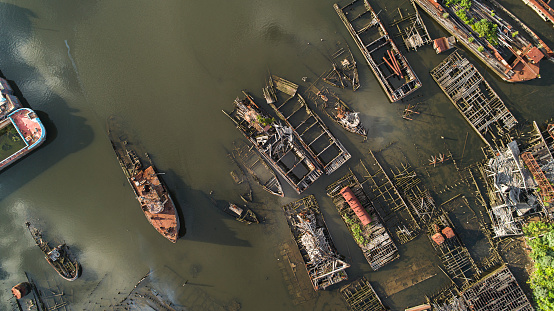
25, 222, 80, 281
107, 116, 180, 243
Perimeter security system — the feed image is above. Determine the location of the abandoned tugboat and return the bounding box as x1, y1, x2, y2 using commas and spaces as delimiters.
223, 91, 323, 194
308, 85, 367, 137
282, 196, 350, 290
231, 140, 284, 197
208, 191, 259, 224
25, 222, 80, 281
107, 116, 180, 243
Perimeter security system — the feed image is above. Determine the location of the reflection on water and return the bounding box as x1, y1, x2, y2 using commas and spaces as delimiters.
0, 0, 553, 310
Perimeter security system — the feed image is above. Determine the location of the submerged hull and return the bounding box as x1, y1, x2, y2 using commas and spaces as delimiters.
107, 116, 180, 243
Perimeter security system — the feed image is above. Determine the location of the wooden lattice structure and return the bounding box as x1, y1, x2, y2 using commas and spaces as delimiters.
392, 0, 432, 51
428, 213, 481, 290
266, 75, 351, 175
521, 152, 554, 208
430, 51, 517, 146
326, 172, 399, 270
460, 265, 534, 311
340, 277, 386, 311
359, 152, 420, 244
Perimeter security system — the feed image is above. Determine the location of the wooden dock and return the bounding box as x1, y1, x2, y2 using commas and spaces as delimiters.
430, 51, 517, 147
326, 171, 399, 271
334, 0, 422, 102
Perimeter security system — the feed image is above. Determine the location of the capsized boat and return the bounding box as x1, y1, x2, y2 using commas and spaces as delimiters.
208, 191, 259, 224
107, 116, 180, 243
231, 139, 284, 197
25, 222, 80, 281
307, 85, 367, 138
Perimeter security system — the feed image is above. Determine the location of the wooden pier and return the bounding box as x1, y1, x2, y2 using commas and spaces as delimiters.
326, 171, 399, 271
340, 277, 386, 311
359, 152, 420, 244
266, 75, 351, 175
334, 0, 422, 102
430, 51, 517, 147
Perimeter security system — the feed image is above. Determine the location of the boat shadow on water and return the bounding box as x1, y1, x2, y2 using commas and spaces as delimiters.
159, 169, 253, 248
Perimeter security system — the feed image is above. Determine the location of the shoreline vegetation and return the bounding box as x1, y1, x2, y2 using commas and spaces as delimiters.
523, 221, 554, 310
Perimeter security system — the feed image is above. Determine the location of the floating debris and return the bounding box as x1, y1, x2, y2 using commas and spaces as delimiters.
282, 196, 350, 290
326, 171, 399, 271
430, 51, 517, 147
334, 0, 422, 102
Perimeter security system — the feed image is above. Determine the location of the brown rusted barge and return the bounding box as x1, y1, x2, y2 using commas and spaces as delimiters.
107, 116, 180, 243
334, 0, 422, 102
223, 92, 323, 194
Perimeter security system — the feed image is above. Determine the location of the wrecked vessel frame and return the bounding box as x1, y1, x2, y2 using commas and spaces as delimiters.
282, 195, 350, 290
223, 92, 323, 194
334, 0, 422, 102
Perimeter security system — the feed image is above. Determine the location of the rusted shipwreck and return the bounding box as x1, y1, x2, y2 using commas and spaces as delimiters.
223, 92, 323, 194
334, 0, 422, 102
326, 172, 399, 271
282, 196, 350, 290
323, 43, 360, 91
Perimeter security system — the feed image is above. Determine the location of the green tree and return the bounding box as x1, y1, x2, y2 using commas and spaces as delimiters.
524, 221, 554, 310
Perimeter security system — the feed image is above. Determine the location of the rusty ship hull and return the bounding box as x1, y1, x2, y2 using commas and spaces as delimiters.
107, 116, 180, 243
414, 0, 553, 82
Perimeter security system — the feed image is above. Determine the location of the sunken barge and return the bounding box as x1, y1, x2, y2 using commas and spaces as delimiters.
323, 44, 360, 91
326, 172, 399, 271
414, 0, 554, 82
334, 0, 422, 102
26, 222, 80, 281
224, 92, 323, 194
264, 75, 351, 175
107, 116, 180, 243
231, 140, 284, 197
282, 196, 350, 290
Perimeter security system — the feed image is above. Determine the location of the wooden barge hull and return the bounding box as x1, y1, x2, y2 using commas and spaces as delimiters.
231, 140, 284, 197
267, 75, 351, 175
107, 116, 180, 243
334, 0, 422, 102
326, 172, 399, 271
224, 94, 323, 194
323, 45, 360, 91
430, 51, 517, 146
282, 196, 350, 290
